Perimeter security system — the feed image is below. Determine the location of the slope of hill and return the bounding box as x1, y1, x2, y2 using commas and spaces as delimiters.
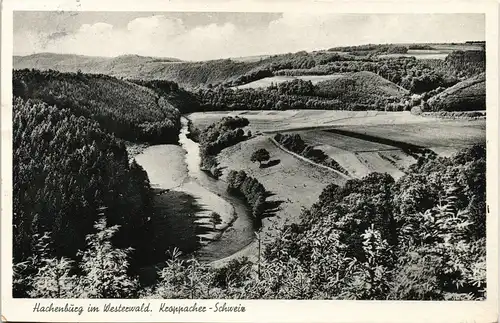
233, 74, 344, 89
13, 97, 153, 264
13, 69, 182, 143
13, 53, 270, 89
196, 72, 409, 112
14, 53, 182, 78
426, 72, 486, 111
314, 71, 409, 106
13, 51, 363, 89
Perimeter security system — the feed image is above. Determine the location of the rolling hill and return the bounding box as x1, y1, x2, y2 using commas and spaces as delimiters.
426, 72, 486, 111
314, 71, 409, 105
12, 50, 397, 89
14, 43, 485, 92
13, 69, 182, 143
14, 53, 266, 89
233, 74, 345, 89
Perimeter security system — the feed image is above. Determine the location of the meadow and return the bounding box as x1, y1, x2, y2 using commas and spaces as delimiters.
188, 109, 478, 133
233, 74, 345, 89
216, 135, 348, 256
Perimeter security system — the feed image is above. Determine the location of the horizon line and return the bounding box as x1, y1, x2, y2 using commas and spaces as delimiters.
13, 40, 486, 62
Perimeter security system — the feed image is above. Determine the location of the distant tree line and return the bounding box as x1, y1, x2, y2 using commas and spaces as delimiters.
230, 69, 274, 87
196, 85, 380, 112
274, 133, 348, 175
225, 51, 362, 87
407, 44, 435, 50
275, 57, 461, 94
328, 44, 410, 54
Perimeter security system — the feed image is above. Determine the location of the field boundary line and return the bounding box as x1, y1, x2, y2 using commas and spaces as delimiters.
268, 137, 352, 181
260, 111, 378, 134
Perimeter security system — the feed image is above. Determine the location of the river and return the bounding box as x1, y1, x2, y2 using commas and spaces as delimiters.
134, 117, 256, 263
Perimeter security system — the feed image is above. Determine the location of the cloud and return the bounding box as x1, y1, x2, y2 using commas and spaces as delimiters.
79, 22, 114, 34
13, 13, 484, 61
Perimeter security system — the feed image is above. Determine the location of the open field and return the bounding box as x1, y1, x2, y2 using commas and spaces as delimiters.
188, 110, 439, 133
296, 130, 416, 179
217, 136, 347, 245
233, 74, 345, 89
191, 110, 485, 182
332, 121, 486, 151
378, 49, 450, 60
189, 110, 485, 146
230, 54, 271, 62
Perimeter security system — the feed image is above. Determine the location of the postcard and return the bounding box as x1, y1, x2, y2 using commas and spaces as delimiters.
1, 0, 498, 322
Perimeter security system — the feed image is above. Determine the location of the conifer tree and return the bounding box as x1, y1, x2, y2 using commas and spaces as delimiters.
77, 217, 139, 298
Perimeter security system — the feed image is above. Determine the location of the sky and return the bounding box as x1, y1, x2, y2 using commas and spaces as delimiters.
13, 12, 485, 61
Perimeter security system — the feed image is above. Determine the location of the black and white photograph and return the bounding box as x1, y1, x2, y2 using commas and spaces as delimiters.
1, 1, 498, 322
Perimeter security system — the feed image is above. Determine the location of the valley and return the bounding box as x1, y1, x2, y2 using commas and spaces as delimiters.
186, 109, 485, 263
12, 39, 488, 300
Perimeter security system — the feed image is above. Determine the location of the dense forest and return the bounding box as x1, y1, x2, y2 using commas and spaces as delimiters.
328, 44, 410, 55
13, 69, 182, 144
12, 98, 154, 282
128, 79, 202, 114
14, 144, 486, 300
14, 47, 483, 91
195, 50, 485, 113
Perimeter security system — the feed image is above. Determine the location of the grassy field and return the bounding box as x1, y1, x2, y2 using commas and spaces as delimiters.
378, 49, 450, 60
217, 136, 347, 245
333, 121, 486, 151
233, 74, 345, 89
295, 130, 416, 179
189, 110, 443, 133
314, 71, 408, 99
191, 109, 485, 182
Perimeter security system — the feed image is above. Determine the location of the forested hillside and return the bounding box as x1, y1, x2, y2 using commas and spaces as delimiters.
129, 79, 201, 114
426, 73, 486, 111
314, 71, 408, 103
196, 72, 408, 112
13, 98, 153, 270
13, 69, 182, 143
13, 51, 355, 89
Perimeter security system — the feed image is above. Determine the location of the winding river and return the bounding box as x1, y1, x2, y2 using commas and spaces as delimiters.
135, 117, 256, 263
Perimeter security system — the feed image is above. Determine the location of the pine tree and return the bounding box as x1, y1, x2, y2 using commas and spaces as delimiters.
77, 217, 139, 298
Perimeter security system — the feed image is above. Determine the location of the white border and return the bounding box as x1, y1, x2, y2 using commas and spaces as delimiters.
1, 1, 498, 322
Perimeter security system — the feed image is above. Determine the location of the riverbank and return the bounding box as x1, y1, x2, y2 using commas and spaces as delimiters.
125, 141, 149, 160
134, 118, 257, 270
